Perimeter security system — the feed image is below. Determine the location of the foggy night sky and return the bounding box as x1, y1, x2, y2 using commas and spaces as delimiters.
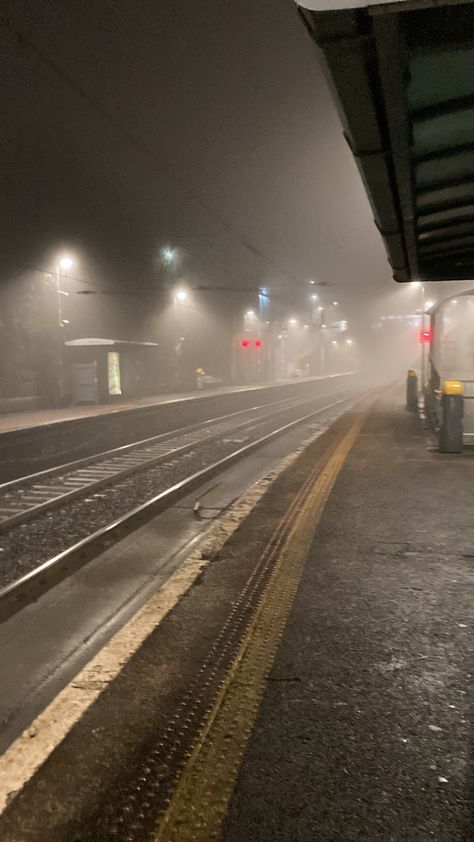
1, 0, 417, 339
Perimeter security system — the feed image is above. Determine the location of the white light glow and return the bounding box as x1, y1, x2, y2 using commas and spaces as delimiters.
162, 246, 176, 264
288, 318, 298, 327
310, 294, 318, 301
425, 300, 435, 310
245, 309, 255, 318
332, 301, 339, 307
175, 289, 187, 302
58, 255, 74, 271
411, 281, 421, 288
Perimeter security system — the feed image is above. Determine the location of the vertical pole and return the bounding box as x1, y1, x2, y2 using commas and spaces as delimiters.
55, 266, 63, 328
55, 265, 64, 404
420, 283, 425, 393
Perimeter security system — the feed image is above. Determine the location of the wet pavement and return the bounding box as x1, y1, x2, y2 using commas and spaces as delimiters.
222, 389, 474, 841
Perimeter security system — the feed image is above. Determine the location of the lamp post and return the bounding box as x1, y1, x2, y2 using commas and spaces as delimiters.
54, 254, 74, 404
55, 255, 73, 328
172, 288, 188, 386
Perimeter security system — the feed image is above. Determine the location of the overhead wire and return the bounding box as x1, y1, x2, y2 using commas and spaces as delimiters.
1, 13, 310, 291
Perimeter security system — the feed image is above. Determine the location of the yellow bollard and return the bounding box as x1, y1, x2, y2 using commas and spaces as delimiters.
439, 380, 464, 453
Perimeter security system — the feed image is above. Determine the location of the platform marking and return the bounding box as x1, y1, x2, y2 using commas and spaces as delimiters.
154, 410, 367, 842
0, 402, 355, 814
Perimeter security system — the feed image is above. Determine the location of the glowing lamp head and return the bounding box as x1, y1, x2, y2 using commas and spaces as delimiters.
175, 289, 187, 302
58, 255, 74, 271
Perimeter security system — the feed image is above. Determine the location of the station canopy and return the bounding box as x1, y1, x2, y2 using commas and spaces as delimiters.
297, 0, 474, 282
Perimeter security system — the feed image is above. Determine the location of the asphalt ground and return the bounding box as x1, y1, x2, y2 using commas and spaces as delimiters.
1, 386, 472, 841
222, 387, 474, 841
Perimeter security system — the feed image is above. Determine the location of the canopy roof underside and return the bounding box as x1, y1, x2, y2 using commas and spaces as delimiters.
298, 1, 474, 281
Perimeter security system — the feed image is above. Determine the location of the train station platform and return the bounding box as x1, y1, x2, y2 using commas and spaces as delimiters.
0, 385, 472, 840
0, 386, 239, 435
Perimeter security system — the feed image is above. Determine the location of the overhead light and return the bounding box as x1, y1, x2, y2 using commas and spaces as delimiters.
175, 289, 187, 302
58, 254, 74, 271
162, 246, 177, 264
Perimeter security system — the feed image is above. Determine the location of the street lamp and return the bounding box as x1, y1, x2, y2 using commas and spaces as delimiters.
56, 254, 75, 328
52, 252, 75, 405
162, 246, 177, 265
58, 255, 73, 272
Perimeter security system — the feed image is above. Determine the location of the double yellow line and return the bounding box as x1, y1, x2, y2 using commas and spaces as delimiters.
154, 410, 367, 841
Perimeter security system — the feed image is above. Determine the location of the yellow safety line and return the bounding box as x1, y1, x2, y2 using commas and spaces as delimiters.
153, 409, 367, 842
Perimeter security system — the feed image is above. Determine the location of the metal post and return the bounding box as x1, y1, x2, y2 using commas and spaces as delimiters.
420, 283, 425, 393
55, 265, 65, 404
406, 369, 418, 411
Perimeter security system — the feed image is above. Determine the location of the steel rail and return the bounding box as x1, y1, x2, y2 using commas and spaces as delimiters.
0, 392, 325, 534
0, 392, 358, 623
0, 391, 321, 494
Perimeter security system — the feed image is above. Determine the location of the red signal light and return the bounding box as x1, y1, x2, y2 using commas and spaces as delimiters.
254, 339, 262, 349
240, 339, 250, 349
420, 328, 432, 344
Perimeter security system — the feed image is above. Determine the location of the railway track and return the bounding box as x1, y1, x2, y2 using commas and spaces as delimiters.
0, 393, 319, 533
0, 387, 360, 620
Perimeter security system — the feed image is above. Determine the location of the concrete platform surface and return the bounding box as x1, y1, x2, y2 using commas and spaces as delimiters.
222, 388, 474, 841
